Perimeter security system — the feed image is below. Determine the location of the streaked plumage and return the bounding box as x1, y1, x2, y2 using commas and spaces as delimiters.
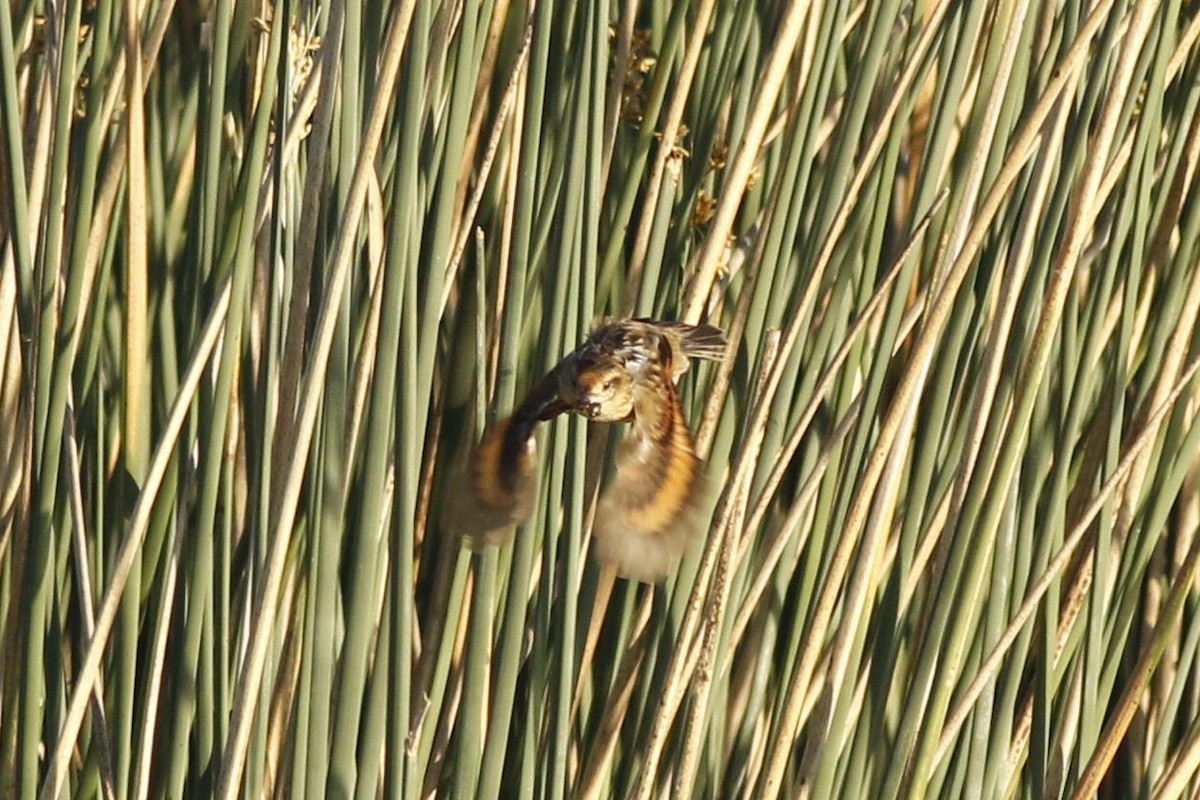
447, 364, 566, 546
449, 318, 727, 581
592, 331, 708, 582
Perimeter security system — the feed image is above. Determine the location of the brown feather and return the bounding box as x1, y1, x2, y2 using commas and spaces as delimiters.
592, 335, 708, 582
448, 317, 724, 580
448, 365, 568, 544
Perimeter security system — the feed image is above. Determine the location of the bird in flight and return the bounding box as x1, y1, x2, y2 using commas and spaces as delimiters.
450, 318, 726, 582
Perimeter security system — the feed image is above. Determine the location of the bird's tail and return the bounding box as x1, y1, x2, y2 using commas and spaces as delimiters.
641, 319, 728, 362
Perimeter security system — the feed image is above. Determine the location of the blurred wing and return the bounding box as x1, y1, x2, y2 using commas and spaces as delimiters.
449, 413, 539, 546
593, 380, 707, 582
449, 366, 571, 545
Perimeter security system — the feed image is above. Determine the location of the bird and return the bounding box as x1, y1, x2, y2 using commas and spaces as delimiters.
445, 366, 566, 547
555, 319, 726, 422
449, 318, 727, 581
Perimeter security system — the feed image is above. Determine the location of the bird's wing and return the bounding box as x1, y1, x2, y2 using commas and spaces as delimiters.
449, 363, 572, 544
592, 361, 707, 582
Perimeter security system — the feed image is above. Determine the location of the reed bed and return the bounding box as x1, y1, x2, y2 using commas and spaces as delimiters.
3, 0, 1200, 798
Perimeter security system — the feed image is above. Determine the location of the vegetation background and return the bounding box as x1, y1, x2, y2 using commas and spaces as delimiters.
3, 0, 1200, 797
